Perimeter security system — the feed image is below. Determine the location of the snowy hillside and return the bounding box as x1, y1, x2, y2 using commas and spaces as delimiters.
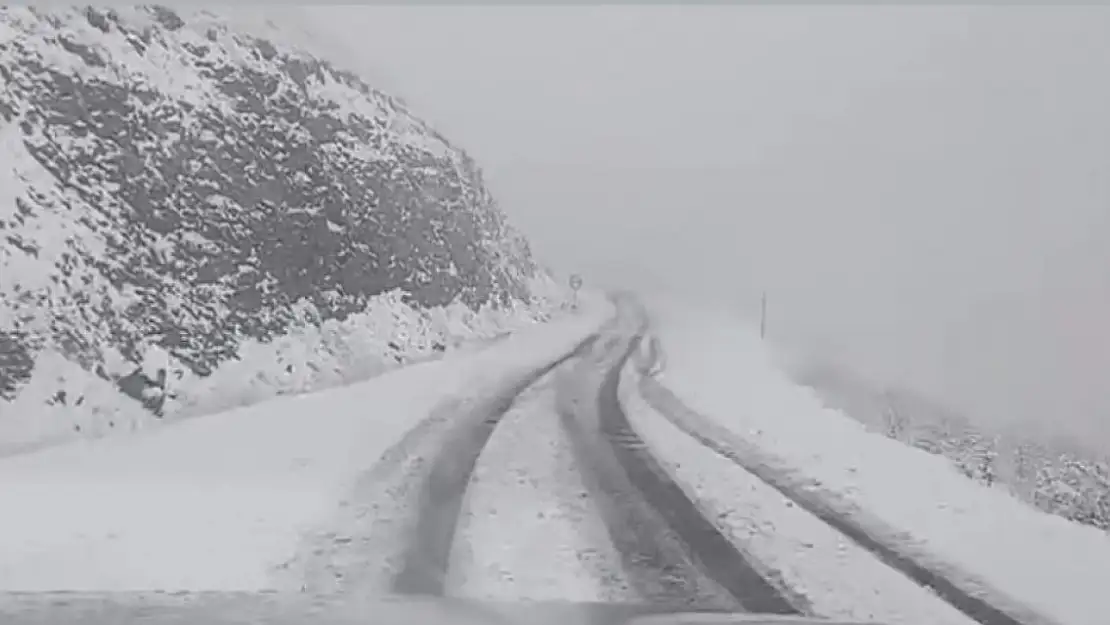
0, 6, 564, 450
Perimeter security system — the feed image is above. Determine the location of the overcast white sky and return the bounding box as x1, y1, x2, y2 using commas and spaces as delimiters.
279, 6, 1110, 450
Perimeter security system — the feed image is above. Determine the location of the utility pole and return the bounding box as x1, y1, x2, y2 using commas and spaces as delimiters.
760, 290, 767, 340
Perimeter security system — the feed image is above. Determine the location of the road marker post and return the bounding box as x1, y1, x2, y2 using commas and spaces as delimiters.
760, 290, 767, 340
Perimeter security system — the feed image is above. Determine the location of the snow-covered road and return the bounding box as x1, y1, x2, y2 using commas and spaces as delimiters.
3, 293, 1100, 625
0, 298, 818, 623
0, 303, 609, 594
639, 295, 1110, 625
445, 370, 634, 603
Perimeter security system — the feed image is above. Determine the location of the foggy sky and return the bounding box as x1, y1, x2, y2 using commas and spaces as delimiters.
282, 6, 1110, 450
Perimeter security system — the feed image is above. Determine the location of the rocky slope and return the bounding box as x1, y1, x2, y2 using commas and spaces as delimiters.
0, 7, 546, 425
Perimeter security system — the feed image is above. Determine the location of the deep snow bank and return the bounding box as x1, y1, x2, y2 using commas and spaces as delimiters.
0, 299, 611, 592
0, 278, 583, 457
796, 362, 1110, 532
644, 296, 1110, 625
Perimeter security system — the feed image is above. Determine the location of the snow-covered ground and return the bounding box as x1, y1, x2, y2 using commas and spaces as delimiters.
446, 369, 635, 603
0, 277, 582, 458
0, 301, 610, 592
643, 296, 1110, 625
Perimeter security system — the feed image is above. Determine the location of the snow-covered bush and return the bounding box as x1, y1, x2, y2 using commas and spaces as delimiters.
0, 348, 151, 455
798, 364, 1110, 531
0, 278, 574, 455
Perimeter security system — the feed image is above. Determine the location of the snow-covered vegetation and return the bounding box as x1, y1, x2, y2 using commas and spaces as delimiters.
796, 363, 1110, 531
1, 277, 577, 457
650, 300, 1110, 625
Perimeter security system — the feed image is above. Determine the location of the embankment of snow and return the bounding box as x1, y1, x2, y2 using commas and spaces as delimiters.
644, 296, 1110, 625
618, 345, 977, 625
793, 361, 1110, 532
0, 298, 611, 592
0, 276, 584, 457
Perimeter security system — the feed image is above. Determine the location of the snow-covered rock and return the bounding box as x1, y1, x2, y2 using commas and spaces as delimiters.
0, 6, 569, 451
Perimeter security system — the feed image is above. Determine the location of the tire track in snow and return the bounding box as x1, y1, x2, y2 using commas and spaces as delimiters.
390, 336, 597, 596
444, 370, 636, 603
621, 364, 979, 625
271, 387, 461, 596
556, 328, 800, 614
276, 333, 597, 599
637, 372, 1058, 625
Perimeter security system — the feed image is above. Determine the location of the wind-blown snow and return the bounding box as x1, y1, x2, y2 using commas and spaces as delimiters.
0, 302, 610, 592
646, 296, 1110, 625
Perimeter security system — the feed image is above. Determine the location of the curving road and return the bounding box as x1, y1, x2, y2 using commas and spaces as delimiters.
367, 298, 806, 615
0, 297, 1041, 625
243, 297, 807, 616
6, 297, 981, 625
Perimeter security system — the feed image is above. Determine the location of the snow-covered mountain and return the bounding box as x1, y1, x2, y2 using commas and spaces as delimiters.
0, 6, 551, 438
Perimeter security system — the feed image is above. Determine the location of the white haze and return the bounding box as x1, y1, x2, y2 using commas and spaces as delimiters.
272, 6, 1110, 451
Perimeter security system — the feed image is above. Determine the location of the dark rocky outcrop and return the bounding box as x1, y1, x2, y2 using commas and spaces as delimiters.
0, 6, 540, 407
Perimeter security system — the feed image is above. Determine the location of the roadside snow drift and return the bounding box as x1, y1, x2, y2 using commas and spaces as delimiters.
0, 302, 610, 592
0, 280, 576, 458
618, 356, 978, 625
645, 297, 1110, 625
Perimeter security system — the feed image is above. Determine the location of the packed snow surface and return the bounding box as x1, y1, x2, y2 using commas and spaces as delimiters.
0, 302, 610, 592
644, 295, 1110, 625
446, 370, 635, 603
